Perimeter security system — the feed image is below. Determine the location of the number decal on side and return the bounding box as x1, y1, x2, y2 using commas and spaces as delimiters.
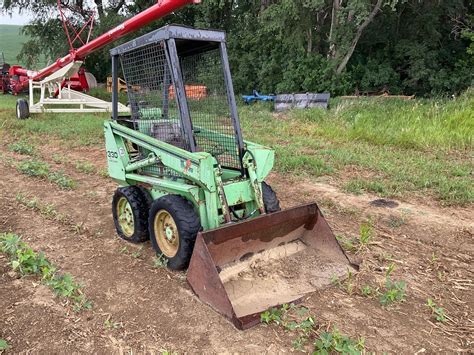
107, 151, 119, 159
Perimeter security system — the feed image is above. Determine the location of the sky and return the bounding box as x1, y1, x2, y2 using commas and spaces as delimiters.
0, 9, 34, 26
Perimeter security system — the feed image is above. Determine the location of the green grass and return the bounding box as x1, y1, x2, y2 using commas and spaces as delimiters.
261, 304, 365, 353
0, 88, 472, 205
0, 24, 47, 68
240, 90, 474, 205
426, 298, 447, 323
15, 159, 77, 190
48, 170, 77, 190
0, 233, 92, 311
17, 160, 49, 177
0, 339, 9, 350
8, 141, 35, 155
9, 112, 106, 147
75, 160, 96, 174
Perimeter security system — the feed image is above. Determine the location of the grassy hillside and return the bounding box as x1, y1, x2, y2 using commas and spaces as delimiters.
0, 24, 46, 68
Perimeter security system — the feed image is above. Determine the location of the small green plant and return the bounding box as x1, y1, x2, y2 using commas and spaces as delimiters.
16, 193, 39, 208
292, 336, 307, 352
385, 262, 396, 278
75, 160, 96, 174
387, 215, 405, 228
48, 170, 77, 190
330, 274, 342, 288
337, 221, 375, 253
261, 304, 322, 351
45, 273, 92, 311
52, 154, 67, 164
160, 350, 178, 355
8, 141, 35, 155
104, 317, 122, 330
16, 193, 68, 224
430, 252, 439, 264
72, 222, 85, 235
98, 168, 109, 178
261, 304, 313, 330
131, 247, 143, 259
261, 306, 285, 325
426, 298, 447, 322
362, 263, 408, 306
361, 285, 373, 296
0, 233, 22, 254
336, 235, 357, 252
331, 270, 356, 296
314, 328, 365, 355
15, 160, 76, 189
0, 233, 92, 311
153, 253, 168, 268
437, 271, 446, 282
379, 279, 407, 306
345, 269, 355, 295
17, 160, 50, 177
0, 339, 9, 351
359, 220, 373, 245
119, 246, 129, 254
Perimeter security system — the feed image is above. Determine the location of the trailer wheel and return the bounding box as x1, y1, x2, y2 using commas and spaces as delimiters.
112, 186, 151, 243
262, 182, 281, 213
149, 195, 201, 271
16, 99, 30, 120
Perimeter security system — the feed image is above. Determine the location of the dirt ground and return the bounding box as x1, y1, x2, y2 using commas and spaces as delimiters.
0, 141, 472, 353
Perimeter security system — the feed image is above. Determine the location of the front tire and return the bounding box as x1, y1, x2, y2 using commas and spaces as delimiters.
262, 182, 281, 213
149, 195, 201, 271
16, 99, 30, 120
112, 186, 151, 243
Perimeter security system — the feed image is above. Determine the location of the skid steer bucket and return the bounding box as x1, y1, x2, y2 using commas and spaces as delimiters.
187, 203, 357, 329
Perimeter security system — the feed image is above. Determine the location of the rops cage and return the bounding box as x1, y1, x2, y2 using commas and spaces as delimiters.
110, 25, 245, 177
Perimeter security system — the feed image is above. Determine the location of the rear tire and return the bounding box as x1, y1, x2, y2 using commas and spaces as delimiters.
112, 186, 151, 243
16, 99, 29, 120
149, 195, 201, 271
262, 182, 281, 213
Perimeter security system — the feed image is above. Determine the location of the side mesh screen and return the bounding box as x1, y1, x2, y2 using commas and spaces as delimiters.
119, 40, 243, 173
119, 42, 186, 177
119, 42, 190, 152
179, 47, 242, 170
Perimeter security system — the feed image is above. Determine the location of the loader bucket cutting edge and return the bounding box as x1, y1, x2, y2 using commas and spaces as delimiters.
187, 203, 357, 330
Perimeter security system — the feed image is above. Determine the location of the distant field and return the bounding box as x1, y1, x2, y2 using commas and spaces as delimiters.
0, 24, 46, 68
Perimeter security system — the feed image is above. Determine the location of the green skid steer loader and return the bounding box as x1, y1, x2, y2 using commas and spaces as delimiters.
105, 25, 356, 329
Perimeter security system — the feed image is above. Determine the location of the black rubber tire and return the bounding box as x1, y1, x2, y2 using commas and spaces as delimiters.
16, 99, 29, 120
136, 185, 153, 208
112, 186, 151, 243
262, 182, 281, 213
149, 195, 201, 271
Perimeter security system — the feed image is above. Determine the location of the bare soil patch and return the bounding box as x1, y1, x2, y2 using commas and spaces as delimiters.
0, 143, 472, 353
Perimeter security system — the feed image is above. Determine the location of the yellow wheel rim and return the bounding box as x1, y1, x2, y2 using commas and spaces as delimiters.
154, 210, 179, 258
117, 197, 134, 237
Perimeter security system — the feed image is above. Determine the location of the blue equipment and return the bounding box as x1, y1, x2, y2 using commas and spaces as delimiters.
242, 90, 276, 104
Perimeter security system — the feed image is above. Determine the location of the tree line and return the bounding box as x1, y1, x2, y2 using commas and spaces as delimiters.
2, 0, 473, 96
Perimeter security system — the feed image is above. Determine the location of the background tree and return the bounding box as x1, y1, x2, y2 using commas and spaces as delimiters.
1, 0, 472, 95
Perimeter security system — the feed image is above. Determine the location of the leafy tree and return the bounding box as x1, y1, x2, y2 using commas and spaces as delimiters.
1, 0, 472, 95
